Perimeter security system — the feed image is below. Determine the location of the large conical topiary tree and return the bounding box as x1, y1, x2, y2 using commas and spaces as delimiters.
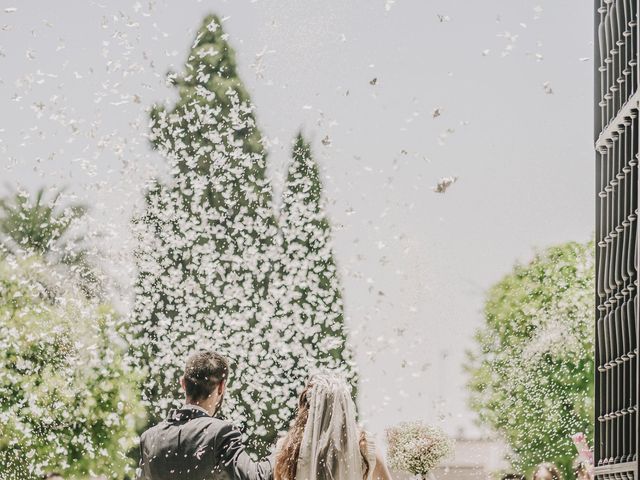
131, 15, 280, 455
269, 134, 358, 411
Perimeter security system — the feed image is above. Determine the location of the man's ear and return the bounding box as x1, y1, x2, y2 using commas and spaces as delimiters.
218, 380, 226, 395
180, 376, 186, 392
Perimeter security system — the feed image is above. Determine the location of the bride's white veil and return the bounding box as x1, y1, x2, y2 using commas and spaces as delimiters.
295, 372, 364, 480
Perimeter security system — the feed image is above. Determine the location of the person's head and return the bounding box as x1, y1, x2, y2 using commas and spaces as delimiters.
501, 473, 525, 480
533, 463, 563, 480
43, 474, 64, 480
180, 350, 229, 416
274, 380, 314, 480
573, 460, 592, 480
274, 374, 366, 480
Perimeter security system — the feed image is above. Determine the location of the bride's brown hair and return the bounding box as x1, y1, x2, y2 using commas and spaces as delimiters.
274, 380, 370, 480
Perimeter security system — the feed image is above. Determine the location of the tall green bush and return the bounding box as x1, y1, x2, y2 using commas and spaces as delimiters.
466, 241, 594, 478
0, 256, 145, 479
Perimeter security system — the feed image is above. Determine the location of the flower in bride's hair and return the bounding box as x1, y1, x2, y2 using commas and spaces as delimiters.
386, 421, 454, 478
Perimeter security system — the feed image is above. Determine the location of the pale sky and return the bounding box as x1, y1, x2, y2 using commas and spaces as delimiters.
0, 0, 593, 440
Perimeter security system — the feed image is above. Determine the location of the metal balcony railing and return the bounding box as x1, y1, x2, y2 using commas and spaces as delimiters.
595, 1, 640, 479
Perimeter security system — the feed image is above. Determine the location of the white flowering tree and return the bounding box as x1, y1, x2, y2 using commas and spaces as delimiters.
0, 255, 144, 479
131, 17, 356, 455
465, 240, 594, 477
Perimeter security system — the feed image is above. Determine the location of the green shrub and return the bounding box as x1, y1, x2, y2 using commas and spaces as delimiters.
465, 240, 594, 478
0, 256, 145, 479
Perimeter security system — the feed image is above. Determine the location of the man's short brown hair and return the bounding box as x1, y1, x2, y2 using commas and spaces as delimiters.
183, 350, 229, 401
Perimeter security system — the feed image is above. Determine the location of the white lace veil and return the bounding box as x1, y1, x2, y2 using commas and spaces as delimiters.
295, 372, 364, 480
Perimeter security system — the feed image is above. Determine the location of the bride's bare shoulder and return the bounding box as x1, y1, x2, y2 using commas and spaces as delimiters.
359, 430, 376, 450
358, 431, 394, 480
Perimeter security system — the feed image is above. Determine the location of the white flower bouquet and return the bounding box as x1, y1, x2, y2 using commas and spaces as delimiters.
386, 421, 455, 479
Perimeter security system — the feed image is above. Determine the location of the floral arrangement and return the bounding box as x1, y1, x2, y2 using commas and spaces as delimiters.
386, 421, 455, 479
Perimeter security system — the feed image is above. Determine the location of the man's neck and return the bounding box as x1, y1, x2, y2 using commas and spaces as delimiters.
184, 401, 213, 416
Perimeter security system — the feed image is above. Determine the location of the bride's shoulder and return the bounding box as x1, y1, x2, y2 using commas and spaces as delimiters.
359, 430, 377, 461
360, 429, 375, 444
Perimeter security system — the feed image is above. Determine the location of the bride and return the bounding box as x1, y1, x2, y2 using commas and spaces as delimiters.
274, 373, 394, 480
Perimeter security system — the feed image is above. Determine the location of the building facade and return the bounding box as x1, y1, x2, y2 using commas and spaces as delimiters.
594, 2, 639, 480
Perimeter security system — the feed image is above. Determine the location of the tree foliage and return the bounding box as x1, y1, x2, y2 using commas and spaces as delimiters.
0, 187, 101, 298
272, 133, 357, 393
132, 16, 356, 456
0, 255, 145, 479
465, 240, 594, 478
250, 134, 359, 432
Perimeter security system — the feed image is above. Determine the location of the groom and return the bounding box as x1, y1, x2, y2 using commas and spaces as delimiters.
136, 350, 273, 480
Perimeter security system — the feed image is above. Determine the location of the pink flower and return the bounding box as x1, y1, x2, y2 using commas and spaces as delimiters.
571, 432, 594, 476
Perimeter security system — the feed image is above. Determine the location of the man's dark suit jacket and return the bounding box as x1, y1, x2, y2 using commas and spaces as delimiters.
136, 405, 273, 480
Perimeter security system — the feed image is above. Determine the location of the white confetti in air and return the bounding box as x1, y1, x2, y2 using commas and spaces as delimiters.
432, 176, 458, 193
533, 5, 543, 20
250, 45, 275, 80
